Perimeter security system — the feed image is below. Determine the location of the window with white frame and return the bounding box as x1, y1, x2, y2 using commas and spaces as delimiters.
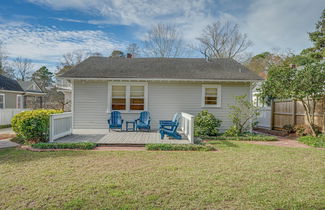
109, 83, 147, 112
0, 94, 4, 109
130, 86, 145, 110
202, 85, 221, 107
112, 86, 126, 110
16, 95, 23, 109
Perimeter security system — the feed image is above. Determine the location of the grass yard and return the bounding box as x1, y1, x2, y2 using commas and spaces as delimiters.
1, 142, 325, 209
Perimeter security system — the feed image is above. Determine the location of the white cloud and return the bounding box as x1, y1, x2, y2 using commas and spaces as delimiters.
0, 0, 316, 64
0, 23, 126, 70
27, 0, 325, 55
240, 0, 324, 54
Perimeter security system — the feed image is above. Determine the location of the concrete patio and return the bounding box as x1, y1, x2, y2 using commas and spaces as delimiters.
56, 129, 190, 145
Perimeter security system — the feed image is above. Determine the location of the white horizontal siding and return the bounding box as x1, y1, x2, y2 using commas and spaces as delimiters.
73, 81, 108, 129
73, 80, 250, 131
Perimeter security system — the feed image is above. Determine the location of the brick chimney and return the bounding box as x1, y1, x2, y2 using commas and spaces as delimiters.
127, 53, 132, 58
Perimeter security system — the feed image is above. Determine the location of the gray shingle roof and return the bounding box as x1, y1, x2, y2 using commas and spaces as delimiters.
18, 81, 43, 93
60, 57, 262, 81
0, 75, 24, 92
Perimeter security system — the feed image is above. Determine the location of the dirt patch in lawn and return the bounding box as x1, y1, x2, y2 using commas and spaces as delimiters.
243, 136, 310, 148
0, 134, 16, 140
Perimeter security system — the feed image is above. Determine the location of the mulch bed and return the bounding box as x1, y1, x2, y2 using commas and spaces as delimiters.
253, 127, 289, 137
0, 134, 16, 140
20, 145, 147, 152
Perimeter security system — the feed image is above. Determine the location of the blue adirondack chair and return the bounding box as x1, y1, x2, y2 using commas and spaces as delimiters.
135, 111, 151, 131
159, 113, 182, 140
159, 113, 181, 129
107, 111, 124, 131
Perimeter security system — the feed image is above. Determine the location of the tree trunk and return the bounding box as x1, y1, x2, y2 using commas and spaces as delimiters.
301, 99, 317, 136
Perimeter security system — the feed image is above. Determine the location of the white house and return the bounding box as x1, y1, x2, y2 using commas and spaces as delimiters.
59, 57, 262, 132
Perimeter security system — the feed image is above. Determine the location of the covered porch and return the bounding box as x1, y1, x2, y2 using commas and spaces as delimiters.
50, 112, 195, 145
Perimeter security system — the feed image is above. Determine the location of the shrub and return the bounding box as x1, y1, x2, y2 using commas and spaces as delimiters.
12, 109, 63, 143
204, 134, 277, 141
298, 135, 325, 148
294, 125, 307, 136
224, 125, 240, 137
228, 95, 260, 135
146, 144, 216, 151
194, 110, 222, 137
283, 124, 294, 134
31, 142, 97, 150
294, 124, 322, 136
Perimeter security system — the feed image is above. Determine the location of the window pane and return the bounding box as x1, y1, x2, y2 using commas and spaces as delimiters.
130, 98, 144, 110
112, 86, 126, 110
130, 105, 144, 110
17, 96, 23, 109
0, 95, 3, 109
112, 98, 126, 110
204, 88, 218, 105
112, 86, 126, 97
130, 86, 144, 92
205, 100, 217, 105
205, 88, 217, 95
130, 86, 144, 97
112, 104, 126, 110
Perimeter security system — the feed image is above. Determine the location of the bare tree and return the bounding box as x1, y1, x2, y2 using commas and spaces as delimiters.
144, 24, 185, 58
0, 42, 8, 76
196, 21, 252, 60
56, 50, 90, 75
12, 57, 34, 81
127, 43, 140, 57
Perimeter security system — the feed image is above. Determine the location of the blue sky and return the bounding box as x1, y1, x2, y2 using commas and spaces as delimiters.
0, 0, 324, 71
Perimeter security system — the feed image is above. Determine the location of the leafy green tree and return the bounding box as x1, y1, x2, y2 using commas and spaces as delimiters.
260, 63, 325, 136
32, 66, 54, 90
288, 9, 325, 66
110, 50, 125, 58
247, 51, 285, 74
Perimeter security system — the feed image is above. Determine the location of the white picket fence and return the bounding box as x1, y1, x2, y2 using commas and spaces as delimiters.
180, 112, 195, 144
0, 109, 30, 125
256, 107, 272, 129
49, 112, 72, 142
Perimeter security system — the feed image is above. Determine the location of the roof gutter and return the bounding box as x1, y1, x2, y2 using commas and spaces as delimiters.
58, 77, 263, 83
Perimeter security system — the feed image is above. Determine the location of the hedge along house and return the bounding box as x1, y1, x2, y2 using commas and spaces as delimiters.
59, 57, 262, 134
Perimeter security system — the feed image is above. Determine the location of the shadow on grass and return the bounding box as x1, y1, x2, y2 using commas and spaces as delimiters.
207, 140, 239, 148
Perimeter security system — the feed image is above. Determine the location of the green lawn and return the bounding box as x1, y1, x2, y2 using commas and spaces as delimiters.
1, 142, 325, 209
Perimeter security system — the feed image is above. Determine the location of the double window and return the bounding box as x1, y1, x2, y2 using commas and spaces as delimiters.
202, 85, 221, 107
0, 94, 4, 109
109, 83, 147, 112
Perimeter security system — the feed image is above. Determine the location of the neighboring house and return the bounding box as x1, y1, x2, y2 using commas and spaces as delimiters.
60, 57, 263, 131
18, 80, 45, 109
55, 78, 72, 111
0, 75, 45, 109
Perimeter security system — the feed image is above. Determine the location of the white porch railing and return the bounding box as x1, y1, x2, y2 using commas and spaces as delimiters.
180, 112, 195, 144
49, 112, 72, 142
0, 109, 30, 125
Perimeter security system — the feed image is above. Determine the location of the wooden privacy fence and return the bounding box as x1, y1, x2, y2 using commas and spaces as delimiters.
272, 99, 325, 131
49, 112, 72, 142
